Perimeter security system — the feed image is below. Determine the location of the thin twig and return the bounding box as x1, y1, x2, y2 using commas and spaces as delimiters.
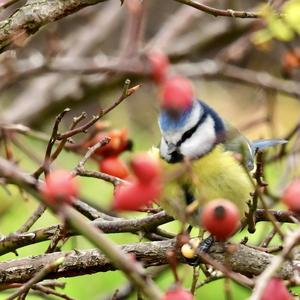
56, 80, 140, 141
75, 167, 125, 186
172, 0, 260, 18
32, 108, 70, 178
248, 227, 300, 300
16, 204, 46, 233
75, 137, 111, 170
5, 257, 65, 300
198, 252, 254, 288
33, 285, 75, 300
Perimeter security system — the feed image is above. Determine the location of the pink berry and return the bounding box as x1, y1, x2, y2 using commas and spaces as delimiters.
282, 179, 300, 212
99, 157, 129, 179
130, 154, 161, 183
261, 278, 291, 300
163, 286, 194, 300
41, 170, 79, 205
148, 50, 170, 84
112, 180, 161, 211
201, 199, 240, 241
160, 76, 194, 112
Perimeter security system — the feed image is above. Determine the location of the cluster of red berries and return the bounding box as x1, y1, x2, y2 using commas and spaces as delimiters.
112, 154, 162, 211
148, 50, 194, 113
85, 128, 131, 179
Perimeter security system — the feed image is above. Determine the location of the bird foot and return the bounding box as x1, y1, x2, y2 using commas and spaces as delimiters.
181, 235, 215, 266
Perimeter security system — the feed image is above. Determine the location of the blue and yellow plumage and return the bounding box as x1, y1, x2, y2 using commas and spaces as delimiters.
157, 95, 286, 226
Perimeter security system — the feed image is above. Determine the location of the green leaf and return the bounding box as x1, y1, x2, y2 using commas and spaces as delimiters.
266, 14, 295, 41
283, 0, 300, 34
252, 29, 273, 46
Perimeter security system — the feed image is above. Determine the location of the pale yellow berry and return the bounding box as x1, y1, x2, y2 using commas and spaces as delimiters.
181, 238, 200, 259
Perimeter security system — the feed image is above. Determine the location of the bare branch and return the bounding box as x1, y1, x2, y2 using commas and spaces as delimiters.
0, 240, 298, 284
0, 0, 110, 54
172, 0, 260, 18
5, 256, 65, 300
0, 211, 173, 255
174, 60, 300, 98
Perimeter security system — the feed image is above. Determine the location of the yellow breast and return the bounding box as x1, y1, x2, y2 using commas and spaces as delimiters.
160, 145, 252, 224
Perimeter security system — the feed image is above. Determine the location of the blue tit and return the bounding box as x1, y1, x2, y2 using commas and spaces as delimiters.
158, 97, 286, 225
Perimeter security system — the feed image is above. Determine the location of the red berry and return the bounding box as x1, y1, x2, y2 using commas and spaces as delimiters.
41, 170, 78, 205
282, 179, 300, 212
200, 199, 240, 241
130, 154, 161, 183
261, 278, 291, 300
112, 180, 161, 211
87, 129, 131, 158
99, 157, 129, 179
163, 286, 194, 300
147, 50, 170, 84
160, 76, 194, 112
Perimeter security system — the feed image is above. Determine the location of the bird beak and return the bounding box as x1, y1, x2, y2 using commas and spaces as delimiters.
167, 143, 177, 154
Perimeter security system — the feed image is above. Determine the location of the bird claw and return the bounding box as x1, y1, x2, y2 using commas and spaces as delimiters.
182, 235, 215, 266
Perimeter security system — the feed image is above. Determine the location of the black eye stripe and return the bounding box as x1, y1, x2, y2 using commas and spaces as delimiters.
161, 100, 226, 163
176, 111, 208, 147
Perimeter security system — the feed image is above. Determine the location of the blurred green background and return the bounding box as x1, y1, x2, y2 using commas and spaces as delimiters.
1, 0, 300, 298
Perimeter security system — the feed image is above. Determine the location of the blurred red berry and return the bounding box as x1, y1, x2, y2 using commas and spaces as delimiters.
99, 157, 129, 179
282, 179, 300, 212
112, 180, 161, 211
87, 128, 131, 158
261, 278, 291, 300
130, 153, 161, 183
163, 286, 194, 300
148, 50, 170, 84
200, 199, 240, 241
160, 76, 194, 112
41, 170, 78, 205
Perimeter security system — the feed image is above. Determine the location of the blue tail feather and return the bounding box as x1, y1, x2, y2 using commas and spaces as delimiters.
251, 139, 287, 153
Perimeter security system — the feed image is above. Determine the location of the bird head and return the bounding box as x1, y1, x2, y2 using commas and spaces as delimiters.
158, 76, 226, 163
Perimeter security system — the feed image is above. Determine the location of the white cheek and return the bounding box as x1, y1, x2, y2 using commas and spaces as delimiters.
159, 138, 171, 161
163, 130, 184, 145
180, 117, 216, 159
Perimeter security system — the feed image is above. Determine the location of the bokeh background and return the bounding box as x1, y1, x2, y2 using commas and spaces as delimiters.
0, 0, 300, 299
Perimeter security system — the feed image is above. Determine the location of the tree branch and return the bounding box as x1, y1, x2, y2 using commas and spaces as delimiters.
0, 240, 297, 284
0, 0, 110, 54
0, 211, 173, 255
172, 0, 260, 18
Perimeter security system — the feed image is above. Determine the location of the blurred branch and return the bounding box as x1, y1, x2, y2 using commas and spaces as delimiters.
175, 60, 300, 98
16, 204, 46, 233
0, 211, 173, 255
172, 0, 260, 18
0, 0, 110, 53
0, 240, 298, 284
0, 144, 163, 299
249, 227, 300, 300
2, 55, 299, 99
1, 1, 123, 125
0, 0, 22, 11
0, 207, 296, 256
146, 4, 205, 51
